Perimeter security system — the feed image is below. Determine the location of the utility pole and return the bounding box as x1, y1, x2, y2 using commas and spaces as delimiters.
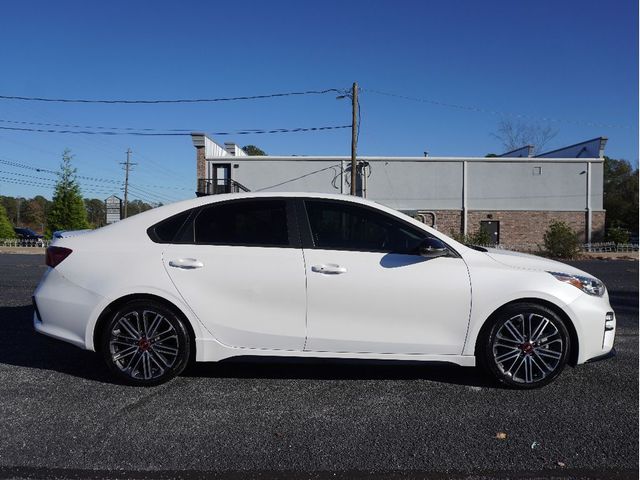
121, 149, 136, 219
350, 82, 358, 196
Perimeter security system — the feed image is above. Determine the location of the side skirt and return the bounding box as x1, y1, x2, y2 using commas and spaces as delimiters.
194, 338, 476, 367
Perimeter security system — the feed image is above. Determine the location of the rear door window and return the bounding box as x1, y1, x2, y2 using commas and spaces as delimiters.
194, 200, 289, 247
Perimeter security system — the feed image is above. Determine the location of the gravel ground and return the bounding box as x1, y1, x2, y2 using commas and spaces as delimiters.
0, 255, 637, 480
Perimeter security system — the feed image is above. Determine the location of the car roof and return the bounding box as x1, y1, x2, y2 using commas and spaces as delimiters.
169, 191, 381, 210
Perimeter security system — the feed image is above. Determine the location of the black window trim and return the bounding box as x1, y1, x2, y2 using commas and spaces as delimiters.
147, 209, 195, 244
149, 197, 302, 248
297, 197, 460, 257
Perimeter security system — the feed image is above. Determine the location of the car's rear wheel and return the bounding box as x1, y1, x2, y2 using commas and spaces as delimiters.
478, 302, 570, 388
100, 299, 190, 386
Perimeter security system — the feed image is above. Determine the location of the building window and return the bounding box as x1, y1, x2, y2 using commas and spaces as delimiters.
533, 166, 542, 175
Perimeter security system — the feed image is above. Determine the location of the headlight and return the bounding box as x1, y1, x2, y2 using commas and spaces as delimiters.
548, 271, 605, 296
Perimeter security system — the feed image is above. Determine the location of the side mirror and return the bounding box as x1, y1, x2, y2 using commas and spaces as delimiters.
418, 237, 449, 258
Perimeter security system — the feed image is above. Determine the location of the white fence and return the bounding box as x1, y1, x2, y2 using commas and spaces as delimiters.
581, 242, 639, 253
0, 238, 52, 248
0, 238, 638, 254
488, 242, 639, 253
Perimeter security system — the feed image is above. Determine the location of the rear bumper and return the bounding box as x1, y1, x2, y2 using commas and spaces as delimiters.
33, 268, 105, 350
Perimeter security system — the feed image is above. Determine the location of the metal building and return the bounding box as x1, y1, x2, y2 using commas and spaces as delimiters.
191, 134, 607, 247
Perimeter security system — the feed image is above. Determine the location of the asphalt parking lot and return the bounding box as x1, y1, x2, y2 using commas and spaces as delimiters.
0, 254, 637, 480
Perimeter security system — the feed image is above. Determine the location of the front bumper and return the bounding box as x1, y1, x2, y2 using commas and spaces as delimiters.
585, 347, 617, 363
566, 291, 616, 364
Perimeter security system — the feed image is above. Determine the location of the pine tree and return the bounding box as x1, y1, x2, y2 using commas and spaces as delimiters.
0, 203, 15, 238
46, 149, 90, 237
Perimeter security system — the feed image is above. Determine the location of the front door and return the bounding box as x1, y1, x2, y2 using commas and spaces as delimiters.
301, 199, 472, 355
162, 199, 307, 350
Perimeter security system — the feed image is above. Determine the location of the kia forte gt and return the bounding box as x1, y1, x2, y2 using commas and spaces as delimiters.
33, 193, 616, 387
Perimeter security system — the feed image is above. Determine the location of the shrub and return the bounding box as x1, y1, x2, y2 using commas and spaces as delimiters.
449, 229, 492, 246
0, 204, 15, 239
606, 226, 630, 244
543, 221, 579, 258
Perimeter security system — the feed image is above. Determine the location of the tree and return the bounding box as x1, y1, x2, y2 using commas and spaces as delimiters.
0, 203, 15, 238
46, 149, 90, 237
125, 199, 154, 217
242, 145, 266, 156
603, 156, 638, 235
84, 198, 107, 228
22, 198, 46, 230
0, 196, 17, 225
492, 120, 558, 154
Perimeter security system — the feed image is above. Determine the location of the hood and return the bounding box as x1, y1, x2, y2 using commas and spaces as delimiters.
483, 247, 592, 278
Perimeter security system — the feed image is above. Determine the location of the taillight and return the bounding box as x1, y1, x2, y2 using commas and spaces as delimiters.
46, 246, 73, 268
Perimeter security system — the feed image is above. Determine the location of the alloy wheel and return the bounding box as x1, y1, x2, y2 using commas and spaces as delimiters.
108, 309, 181, 381
492, 313, 564, 384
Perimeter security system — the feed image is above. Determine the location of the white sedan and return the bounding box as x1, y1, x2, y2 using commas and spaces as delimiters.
33, 192, 616, 387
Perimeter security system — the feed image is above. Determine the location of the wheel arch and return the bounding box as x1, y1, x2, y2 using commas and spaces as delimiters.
92, 293, 197, 363
474, 297, 579, 366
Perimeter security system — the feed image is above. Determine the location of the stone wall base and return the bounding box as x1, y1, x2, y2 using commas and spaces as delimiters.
419, 210, 605, 246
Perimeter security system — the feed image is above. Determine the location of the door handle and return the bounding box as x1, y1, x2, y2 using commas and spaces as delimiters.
311, 264, 347, 274
168, 258, 204, 269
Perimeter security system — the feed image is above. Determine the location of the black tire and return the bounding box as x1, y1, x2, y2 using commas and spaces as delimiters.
100, 299, 191, 386
477, 302, 570, 389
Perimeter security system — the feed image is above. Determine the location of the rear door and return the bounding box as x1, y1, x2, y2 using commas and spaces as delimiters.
160, 198, 307, 351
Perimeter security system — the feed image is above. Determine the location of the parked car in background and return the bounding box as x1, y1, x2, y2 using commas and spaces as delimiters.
13, 227, 44, 247
52, 229, 93, 239
33, 193, 616, 388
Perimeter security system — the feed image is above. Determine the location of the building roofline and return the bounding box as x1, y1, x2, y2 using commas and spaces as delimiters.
191, 132, 228, 151
201, 155, 603, 163
535, 137, 608, 158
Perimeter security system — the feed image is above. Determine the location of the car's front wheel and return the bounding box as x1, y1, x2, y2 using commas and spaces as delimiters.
478, 302, 570, 388
100, 299, 191, 386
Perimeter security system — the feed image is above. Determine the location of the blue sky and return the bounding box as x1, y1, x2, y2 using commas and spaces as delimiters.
0, 0, 637, 203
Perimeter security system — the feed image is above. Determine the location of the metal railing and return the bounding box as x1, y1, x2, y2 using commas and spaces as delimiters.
0, 237, 636, 254
1, 238, 51, 248
487, 242, 639, 253
196, 178, 250, 196
582, 242, 639, 253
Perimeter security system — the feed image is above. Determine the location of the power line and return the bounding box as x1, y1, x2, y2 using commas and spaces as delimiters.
0, 157, 189, 191
0, 157, 122, 184
0, 169, 121, 190
0, 118, 193, 132
361, 87, 633, 130
0, 89, 342, 104
0, 124, 351, 136
129, 183, 179, 202
256, 163, 342, 191
128, 184, 178, 204
0, 176, 117, 196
